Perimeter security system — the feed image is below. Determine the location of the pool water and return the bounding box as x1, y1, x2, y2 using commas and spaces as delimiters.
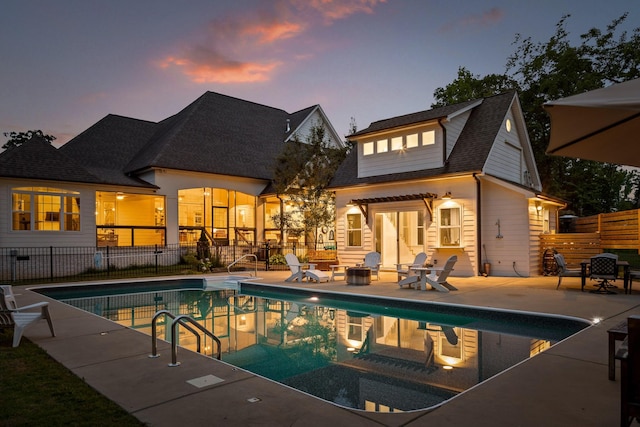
36, 278, 590, 413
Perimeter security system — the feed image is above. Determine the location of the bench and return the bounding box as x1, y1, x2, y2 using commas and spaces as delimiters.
307, 249, 338, 271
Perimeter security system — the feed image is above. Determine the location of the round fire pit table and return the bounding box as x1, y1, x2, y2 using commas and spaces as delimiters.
346, 267, 371, 286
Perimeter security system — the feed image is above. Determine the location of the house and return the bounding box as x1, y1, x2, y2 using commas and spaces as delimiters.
0, 92, 344, 250
329, 91, 564, 277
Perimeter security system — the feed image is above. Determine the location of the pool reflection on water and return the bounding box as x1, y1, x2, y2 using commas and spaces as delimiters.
37, 278, 589, 413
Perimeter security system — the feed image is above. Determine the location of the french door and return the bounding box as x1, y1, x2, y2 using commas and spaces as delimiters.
375, 210, 424, 269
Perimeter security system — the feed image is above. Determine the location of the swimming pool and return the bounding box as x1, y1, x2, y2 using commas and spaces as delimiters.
36, 277, 590, 413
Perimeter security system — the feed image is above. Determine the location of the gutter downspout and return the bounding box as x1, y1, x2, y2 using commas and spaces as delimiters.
438, 118, 447, 165
474, 173, 482, 276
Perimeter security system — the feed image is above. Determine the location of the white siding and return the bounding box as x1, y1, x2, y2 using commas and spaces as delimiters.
0, 179, 100, 247
357, 125, 443, 178
480, 180, 533, 277
334, 176, 478, 276
291, 109, 343, 149
484, 109, 524, 184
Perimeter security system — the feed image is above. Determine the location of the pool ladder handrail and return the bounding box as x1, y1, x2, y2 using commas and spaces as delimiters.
149, 310, 221, 367
227, 253, 257, 277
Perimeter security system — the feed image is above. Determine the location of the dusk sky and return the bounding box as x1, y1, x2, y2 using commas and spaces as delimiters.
2, 1, 637, 147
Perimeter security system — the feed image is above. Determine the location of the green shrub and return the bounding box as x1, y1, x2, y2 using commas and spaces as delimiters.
269, 253, 287, 265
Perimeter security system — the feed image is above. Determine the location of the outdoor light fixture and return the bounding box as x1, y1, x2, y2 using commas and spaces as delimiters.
116, 192, 124, 200
442, 192, 452, 200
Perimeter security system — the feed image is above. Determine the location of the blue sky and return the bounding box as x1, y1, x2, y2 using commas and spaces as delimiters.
1, 1, 637, 147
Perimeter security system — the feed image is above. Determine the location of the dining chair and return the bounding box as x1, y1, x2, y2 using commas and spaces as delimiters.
589, 253, 618, 294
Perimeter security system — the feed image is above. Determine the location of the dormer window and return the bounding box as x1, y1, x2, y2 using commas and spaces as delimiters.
376, 139, 388, 153
406, 134, 418, 148
422, 130, 435, 145
363, 141, 374, 156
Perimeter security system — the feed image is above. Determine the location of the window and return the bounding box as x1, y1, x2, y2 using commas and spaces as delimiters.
406, 133, 418, 148
346, 213, 362, 247
363, 141, 374, 155
376, 139, 388, 153
422, 130, 435, 145
347, 315, 363, 341
12, 187, 80, 232
439, 206, 461, 247
391, 136, 403, 151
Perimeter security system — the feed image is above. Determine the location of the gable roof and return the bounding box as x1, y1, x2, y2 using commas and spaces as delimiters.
0, 137, 105, 184
329, 91, 518, 188
59, 114, 159, 188
0, 92, 333, 189
124, 92, 317, 180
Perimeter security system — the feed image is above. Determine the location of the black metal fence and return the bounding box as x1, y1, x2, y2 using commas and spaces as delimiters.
0, 242, 317, 285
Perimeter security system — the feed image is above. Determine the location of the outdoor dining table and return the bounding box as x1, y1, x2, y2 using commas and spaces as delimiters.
580, 259, 630, 293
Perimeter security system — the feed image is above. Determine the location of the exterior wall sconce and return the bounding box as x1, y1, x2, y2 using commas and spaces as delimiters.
442, 192, 452, 200
535, 201, 542, 214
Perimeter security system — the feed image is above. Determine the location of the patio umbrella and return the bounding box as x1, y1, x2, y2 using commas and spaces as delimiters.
544, 78, 640, 167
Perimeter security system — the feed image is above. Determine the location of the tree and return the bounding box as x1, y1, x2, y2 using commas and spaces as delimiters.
2, 130, 56, 150
432, 67, 519, 108
432, 13, 640, 216
272, 123, 348, 247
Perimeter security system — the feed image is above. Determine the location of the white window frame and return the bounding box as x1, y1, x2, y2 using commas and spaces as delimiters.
363, 141, 374, 156
438, 203, 462, 247
346, 212, 363, 247
422, 130, 435, 146
11, 187, 81, 232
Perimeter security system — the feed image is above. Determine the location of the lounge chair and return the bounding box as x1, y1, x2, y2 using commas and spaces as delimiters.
285, 253, 313, 282
284, 253, 329, 283
424, 255, 458, 292
357, 252, 381, 280
0, 285, 55, 347
554, 253, 581, 290
397, 252, 428, 288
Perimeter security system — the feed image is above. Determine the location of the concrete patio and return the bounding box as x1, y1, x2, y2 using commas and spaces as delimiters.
10, 271, 640, 426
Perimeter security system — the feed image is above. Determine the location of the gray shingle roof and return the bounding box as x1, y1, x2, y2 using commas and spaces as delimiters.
0, 137, 104, 184
59, 114, 159, 188
330, 91, 517, 188
1, 92, 322, 188
125, 92, 314, 180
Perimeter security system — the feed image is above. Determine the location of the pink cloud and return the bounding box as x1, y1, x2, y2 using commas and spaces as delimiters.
242, 20, 304, 44
439, 7, 504, 33
160, 46, 281, 83
158, 0, 386, 84
295, 0, 386, 22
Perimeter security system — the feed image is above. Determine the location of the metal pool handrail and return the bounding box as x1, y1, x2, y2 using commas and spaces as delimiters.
149, 310, 221, 366
169, 315, 221, 366
227, 253, 257, 276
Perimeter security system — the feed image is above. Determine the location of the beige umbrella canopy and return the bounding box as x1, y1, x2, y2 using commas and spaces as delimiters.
544, 78, 640, 167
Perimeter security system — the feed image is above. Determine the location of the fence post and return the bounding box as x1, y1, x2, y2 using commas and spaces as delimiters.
155, 244, 159, 274
106, 245, 111, 276
50, 246, 54, 282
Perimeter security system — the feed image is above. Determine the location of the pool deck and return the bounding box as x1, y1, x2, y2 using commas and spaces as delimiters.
10, 271, 640, 426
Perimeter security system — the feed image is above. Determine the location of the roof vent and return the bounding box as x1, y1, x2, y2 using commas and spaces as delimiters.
285, 119, 290, 133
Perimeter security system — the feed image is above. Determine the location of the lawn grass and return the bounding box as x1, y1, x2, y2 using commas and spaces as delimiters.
0, 330, 144, 426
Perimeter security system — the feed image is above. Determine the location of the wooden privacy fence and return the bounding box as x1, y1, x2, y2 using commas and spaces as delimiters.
539, 233, 601, 270
540, 209, 640, 271
574, 209, 640, 250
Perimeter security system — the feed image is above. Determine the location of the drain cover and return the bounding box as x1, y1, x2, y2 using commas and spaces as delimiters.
187, 374, 224, 388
